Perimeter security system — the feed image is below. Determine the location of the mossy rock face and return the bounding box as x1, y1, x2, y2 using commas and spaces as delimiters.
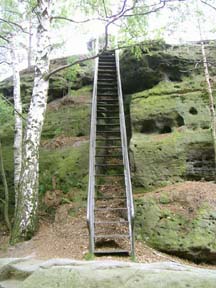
130, 79, 215, 189
0, 86, 91, 216
135, 182, 216, 263
120, 44, 194, 94
0, 56, 93, 105
39, 142, 89, 197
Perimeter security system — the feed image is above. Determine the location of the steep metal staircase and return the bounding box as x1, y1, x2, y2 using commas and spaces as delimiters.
87, 45, 135, 256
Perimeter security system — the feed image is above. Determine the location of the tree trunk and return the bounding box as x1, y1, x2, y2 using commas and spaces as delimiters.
28, 14, 32, 69
9, 34, 22, 210
0, 138, 11, 232
11, 0, 52, 243
201, 42, 216, 180
196, 0, 216, 181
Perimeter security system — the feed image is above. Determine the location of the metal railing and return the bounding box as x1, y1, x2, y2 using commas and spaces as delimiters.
115, 46, 135, 257
87, 37, 99, 254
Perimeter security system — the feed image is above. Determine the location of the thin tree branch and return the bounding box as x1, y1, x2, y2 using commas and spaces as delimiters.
51, 16, 106, 23
0, 61, 11, 65
0, 35, 9, 43
46, 53, 101, 79
106, 0, 128, 19
200, 0, 216, 11
102, 0, 108, 18
0, 8, 22, 16
0, 45, 9, 49
0, 18, 29, 34
124, 1, 166, 17
0, 95, 26, 121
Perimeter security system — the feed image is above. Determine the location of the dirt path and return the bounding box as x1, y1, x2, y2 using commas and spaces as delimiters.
1, 181, 216, 270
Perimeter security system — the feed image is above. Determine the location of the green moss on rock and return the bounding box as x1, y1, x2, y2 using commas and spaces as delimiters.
130, 77, 215, 189
135, 193, 216, 263
39, 142, 89, 196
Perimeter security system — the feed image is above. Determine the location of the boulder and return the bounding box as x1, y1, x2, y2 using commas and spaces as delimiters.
135, 182, 216, 263
1, 258, 216, 288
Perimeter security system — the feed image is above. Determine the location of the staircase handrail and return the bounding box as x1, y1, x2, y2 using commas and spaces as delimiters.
87, 37, 99, 254
115, 44, 135, 256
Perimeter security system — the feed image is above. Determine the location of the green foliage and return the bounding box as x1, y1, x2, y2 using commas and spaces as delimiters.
0, 95, 14, 135
39, 142, 89, 201
42, 105, 90, 139
65, 57, 81, 83
83, 252, 95, 260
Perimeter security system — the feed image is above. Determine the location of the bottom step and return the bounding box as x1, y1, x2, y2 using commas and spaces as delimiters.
94, 250, 129, 256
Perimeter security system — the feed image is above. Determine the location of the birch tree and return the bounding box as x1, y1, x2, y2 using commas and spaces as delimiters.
9, 34, 23, 209
0, 1, 27, 216
11, 0, 52, 242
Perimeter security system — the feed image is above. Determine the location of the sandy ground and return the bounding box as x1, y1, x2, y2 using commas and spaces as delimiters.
1, 181, 216, 270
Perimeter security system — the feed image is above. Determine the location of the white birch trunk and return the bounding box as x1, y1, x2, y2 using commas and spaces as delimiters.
28, 14, 32, 68
9, 34, 22, 210
201, 42, 216, 178
11, 0, 52, 242
196, 0, 216, 180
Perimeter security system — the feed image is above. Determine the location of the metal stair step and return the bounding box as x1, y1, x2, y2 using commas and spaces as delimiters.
96, 146, 122, 148
99, 56, 115, 60
94, 234, 130, 239
96, 131, 120, 134
95, 174, 124, 177
99, 61, 116, 64
95, 184, 124, 189
97, 105, 119, 108
98, 81, 117, 85
97, 117, 119, 119
97, 114, 119, 117
97, 111, 119, 114
95, 155, 122, 158
98, 61, 116, 70
97, 91, 117, 94
98, 86, 117, 91
94, 250, 129, 255
97, 124, 120, 126
97, 96, 118, 100
97, 99, 118, 102
97, 104, 119, 107
98, 74, 117, 78
95, 220, 128, 224
95, 207, 127, 210
96, 139, 121, 142
97, 93, 117, 96
98, 86, 117, 90
98, 68, 116, 72
98, 78, 117, 82
96, 137, 121, 140
97, 111, 119, 113
95, 164, 123, 167
100, 55, 115, 59
96, 196, 126, 200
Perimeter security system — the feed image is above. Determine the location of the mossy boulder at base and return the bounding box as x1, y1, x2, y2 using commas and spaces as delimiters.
135, 182, 216, 263
1, 259, 216, 288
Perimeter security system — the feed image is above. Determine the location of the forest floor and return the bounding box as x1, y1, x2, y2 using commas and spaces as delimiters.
1, 181, 216, 270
